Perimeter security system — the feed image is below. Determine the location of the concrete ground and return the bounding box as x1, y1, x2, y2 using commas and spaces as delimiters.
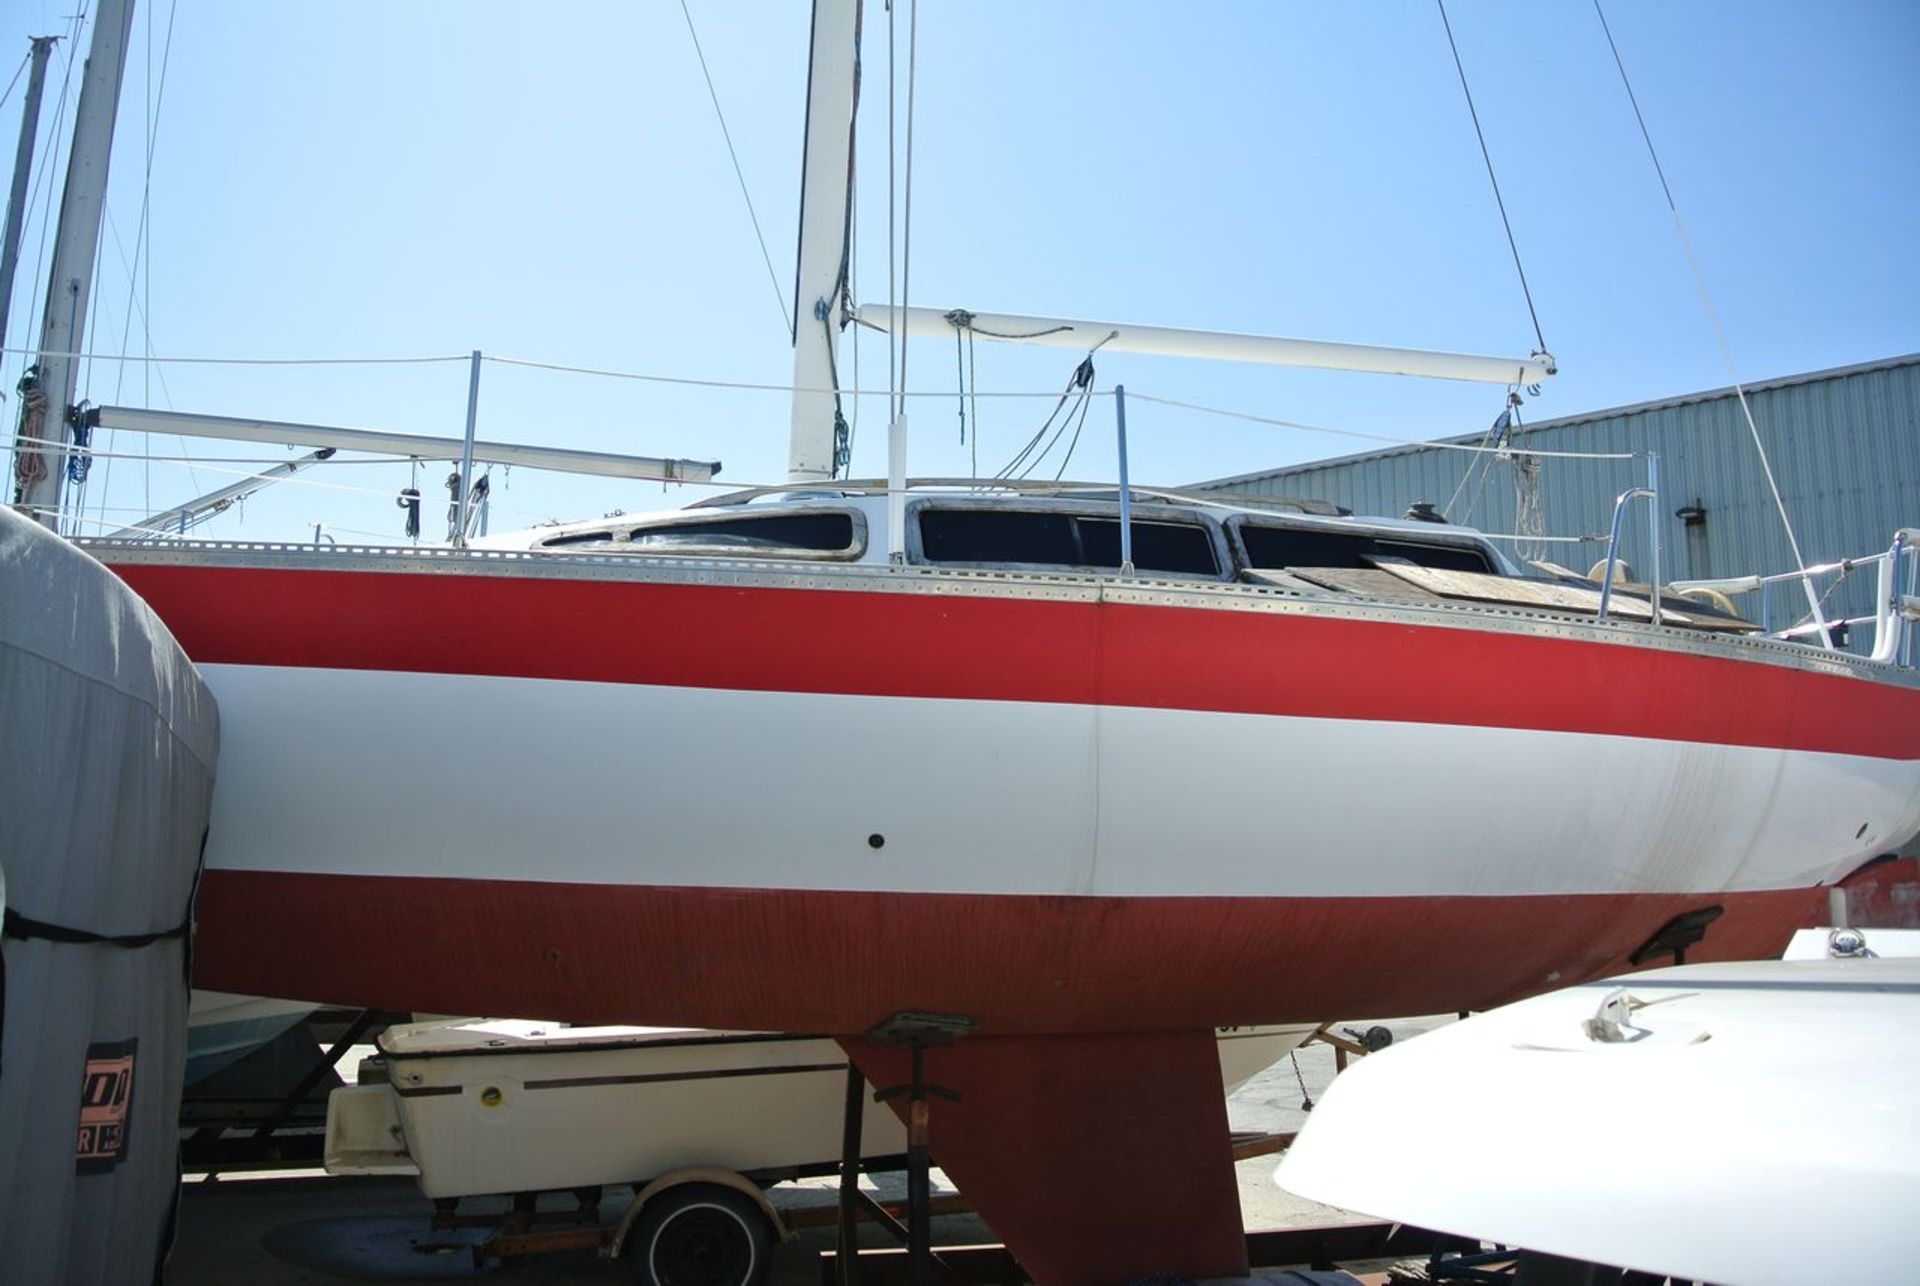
167, 1019, 1448, 1283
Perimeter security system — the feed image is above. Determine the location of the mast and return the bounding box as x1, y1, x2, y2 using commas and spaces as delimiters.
12, 0, 136, 528
0, 35, 57, 357
785, 0, 859, 483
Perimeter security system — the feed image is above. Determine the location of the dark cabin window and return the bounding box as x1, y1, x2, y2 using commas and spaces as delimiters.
918, 510, 1080, 565
543, 531, 623, 548
1076, 518, 1219, 575
1238, 524, 1494, 574
1375, 539, 1494, 574
629, 513, 853, 552
917, 509, 1219, 576
542, 512, 856, 555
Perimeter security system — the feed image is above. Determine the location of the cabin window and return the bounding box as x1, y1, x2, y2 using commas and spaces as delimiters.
542, 531, 623, 548
1235, 523, 1494, 574
540, 511, 859, 556
1075, 517, 1219, 575
628, 513, 855, 552
916, 508, 1220, 576
919, 510, 1081, 565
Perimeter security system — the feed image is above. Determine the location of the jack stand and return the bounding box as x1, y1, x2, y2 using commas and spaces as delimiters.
835, 1063, 864, 1286
864, 1012, 974, 1286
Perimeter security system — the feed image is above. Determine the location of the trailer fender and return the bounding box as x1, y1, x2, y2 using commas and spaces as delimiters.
608, 1167, 789, 1258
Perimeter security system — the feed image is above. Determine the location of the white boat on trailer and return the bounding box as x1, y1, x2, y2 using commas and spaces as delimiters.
328, 1017, 1308, 1198
324, 1018, 1312, 1280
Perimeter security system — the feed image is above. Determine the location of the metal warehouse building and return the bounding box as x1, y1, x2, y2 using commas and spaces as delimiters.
1196, 353, 1920, 646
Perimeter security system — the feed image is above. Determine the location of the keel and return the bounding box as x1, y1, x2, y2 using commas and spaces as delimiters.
842, 1028, 1247, 1286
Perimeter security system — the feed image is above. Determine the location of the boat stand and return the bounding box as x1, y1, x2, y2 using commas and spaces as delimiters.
181, 1008, 391, 1175
836, 1011, 974, 1286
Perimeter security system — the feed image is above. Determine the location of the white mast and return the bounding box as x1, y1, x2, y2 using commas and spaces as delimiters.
785, 0, 859, 483
11, 0, 137, 527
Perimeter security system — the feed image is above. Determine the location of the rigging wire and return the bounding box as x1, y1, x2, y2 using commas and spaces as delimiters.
842, 16, 862, 471
1436, 0, 1548, 357
966, 326, 978, 479
995, 351, 1098, 481
678, 0, 791, 335
95, 212, 179, 518
885, 0, 897, 419
820, 305, 851, 475
952, 323, 965, 444
1046, 382, 1096, 482
1, 346, 469, 366
895, 0, 918, 417
98, 0, 186, 530
1443, 403, 1505, 522
1591, 0, 1830, 645
0, 47, 31, 113
1125, 390, 1636, 460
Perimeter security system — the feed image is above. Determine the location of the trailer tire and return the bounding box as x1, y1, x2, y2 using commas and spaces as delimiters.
626, 1183, 774, 1286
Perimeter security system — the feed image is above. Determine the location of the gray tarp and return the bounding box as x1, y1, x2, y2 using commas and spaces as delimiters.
1, 508, 218, 1285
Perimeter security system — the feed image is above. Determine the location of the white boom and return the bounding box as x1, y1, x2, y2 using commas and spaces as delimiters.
88, 406, 719, 483
854, 304, 1557, 387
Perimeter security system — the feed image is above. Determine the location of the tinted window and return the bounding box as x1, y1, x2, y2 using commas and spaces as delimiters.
918, 509, 1218, 576
628, 513, 853, 552
919, 510, 1080, 565
1076, 518, 1218, 575
1376, 539, 1494, 574
541, 512, 855, 555
1238, 524, 1492, 574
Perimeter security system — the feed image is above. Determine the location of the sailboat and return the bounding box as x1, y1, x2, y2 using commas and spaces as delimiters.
13, 2, 1920, 1282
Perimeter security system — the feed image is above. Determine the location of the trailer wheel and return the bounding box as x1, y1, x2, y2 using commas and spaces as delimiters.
626, 1183, 773, 1286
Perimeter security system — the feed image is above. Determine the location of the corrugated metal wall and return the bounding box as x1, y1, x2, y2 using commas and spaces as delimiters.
1198, 355, 1920, 645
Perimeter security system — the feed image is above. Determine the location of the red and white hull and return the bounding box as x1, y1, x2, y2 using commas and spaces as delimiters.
102, 549, 1920, 1034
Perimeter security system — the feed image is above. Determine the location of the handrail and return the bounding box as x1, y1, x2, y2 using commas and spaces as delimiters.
1670, 552, 1891, 596
1596, 486, 1658, 624
1870, 529, 1920, 664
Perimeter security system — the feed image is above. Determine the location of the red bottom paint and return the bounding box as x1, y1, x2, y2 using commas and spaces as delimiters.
195, 871, 1818, 1034
1815, 856, 1920, 929
845, 1029, 1247, 1286
190, 873, 1840, 1284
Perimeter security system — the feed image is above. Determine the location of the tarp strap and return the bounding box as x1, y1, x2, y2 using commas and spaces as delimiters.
1, 907, 189, 949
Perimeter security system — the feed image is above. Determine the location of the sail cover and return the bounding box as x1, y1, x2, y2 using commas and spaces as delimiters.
0, 509, 218, 1285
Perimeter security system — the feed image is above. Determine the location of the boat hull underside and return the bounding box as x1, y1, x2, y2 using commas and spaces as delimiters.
198, 868, 1817, 1033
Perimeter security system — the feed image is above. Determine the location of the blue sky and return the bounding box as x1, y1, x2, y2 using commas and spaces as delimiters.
1, 1, 1915, 543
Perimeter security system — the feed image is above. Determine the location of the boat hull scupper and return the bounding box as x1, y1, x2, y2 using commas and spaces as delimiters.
102, 548, 1920, 1034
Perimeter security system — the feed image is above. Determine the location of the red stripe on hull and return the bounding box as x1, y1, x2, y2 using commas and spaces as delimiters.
194, 870, 1817, 1033
105, 560, 1920, 758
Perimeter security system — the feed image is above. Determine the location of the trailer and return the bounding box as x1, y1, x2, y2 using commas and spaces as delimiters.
325, 1019, 1313, 1283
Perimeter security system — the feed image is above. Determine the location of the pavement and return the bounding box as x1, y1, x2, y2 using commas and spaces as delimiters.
167, 1019, 1449, 1283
